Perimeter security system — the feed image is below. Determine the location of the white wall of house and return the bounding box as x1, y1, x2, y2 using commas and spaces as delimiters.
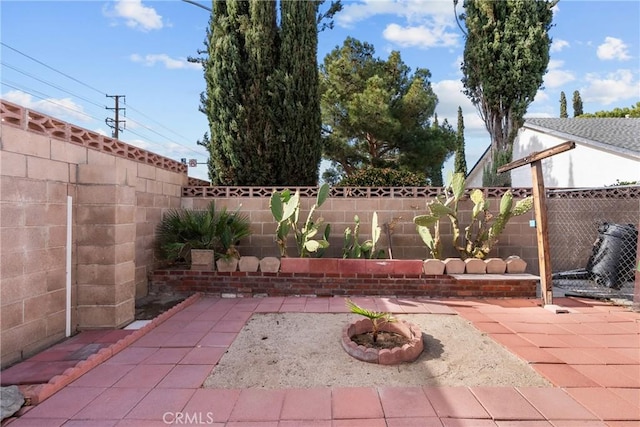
511, 127, 640, 188
467, 127, 640, 188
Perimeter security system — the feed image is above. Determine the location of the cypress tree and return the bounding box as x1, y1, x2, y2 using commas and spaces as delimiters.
279, 0, 322, 185
572, 90, 583, 117
241, 0, 279, 185
454, 106, 467, 175
559, 91, 568, 118
206, 0, 249, 185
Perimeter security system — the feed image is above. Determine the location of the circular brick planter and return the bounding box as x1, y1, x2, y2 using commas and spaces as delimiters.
341, 318, 423, 365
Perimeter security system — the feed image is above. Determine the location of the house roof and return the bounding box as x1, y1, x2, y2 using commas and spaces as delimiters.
524, 118, 640, 155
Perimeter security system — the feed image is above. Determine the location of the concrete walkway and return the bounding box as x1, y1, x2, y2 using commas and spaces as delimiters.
3, 295, 639, 426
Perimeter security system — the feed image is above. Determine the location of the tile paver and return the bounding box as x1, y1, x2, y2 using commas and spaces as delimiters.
280, 388, 332, 420
229, 389, 286, 422
3, 295, 638, 426
332, 387, 384, 419
470, 387, 544, 420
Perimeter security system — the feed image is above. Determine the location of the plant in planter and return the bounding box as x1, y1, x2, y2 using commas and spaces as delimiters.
155, 202, 218, 266
214, 206, 252, 271
345, 299, 394, 343
270, 183, 331, 257
342, 212, 384, 259
343, 299, 424, 364
414, 172, 533, 259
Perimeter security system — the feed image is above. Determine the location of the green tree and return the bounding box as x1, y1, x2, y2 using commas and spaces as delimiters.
559, 91, 568, 118
240, 0, 279, 185
319, 37, 455, 185
454, 106, 468, 175
580, 101, 640, 117
572, 90, 583, 117
278, 0, 322, 185
483, 147, 512, 187
196, 0, 342, 185
205, 0, 249, 185
455, 0, 557, 186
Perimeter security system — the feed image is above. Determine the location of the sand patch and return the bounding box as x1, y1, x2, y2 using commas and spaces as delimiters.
204, 313, 550, 389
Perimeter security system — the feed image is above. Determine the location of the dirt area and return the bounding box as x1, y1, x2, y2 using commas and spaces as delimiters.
204, 313, 551, 389
134, 294, 186, 320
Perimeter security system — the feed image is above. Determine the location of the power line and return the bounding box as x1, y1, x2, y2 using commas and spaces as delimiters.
1, 42, 208, 157
1, 42, 105, 97
1, 80, 102, 122
1, 61, 106, 110
2, 80, 206, 158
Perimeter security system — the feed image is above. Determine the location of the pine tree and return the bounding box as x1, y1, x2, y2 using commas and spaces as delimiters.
279, 0, 322, 185
572, 90, 584, 117
559, 91, 568, 118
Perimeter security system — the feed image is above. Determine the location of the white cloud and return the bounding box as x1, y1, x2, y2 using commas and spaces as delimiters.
337, 0, 453, 27
542, 59, 575, 88
431, 79, 487, 139
106, 0, 164, 32
337, 0, 460, 50
550, 38, 570, 53
382, 23, 459, 49
597, 37, 631, 61
582, 69, 640, 105
130, 53, 201, 70
2, 90, 92, 123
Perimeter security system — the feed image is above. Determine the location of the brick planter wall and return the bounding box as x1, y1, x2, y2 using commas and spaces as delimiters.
149, 269, 538, 298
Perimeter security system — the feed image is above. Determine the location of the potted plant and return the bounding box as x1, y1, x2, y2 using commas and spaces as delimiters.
214, 206, 252, 272
155, 202, 218, 269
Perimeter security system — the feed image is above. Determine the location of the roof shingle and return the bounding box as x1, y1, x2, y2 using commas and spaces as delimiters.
524, 118, 640, 154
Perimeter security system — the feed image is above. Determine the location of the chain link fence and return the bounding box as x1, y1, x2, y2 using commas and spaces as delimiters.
547, 186, 639, 301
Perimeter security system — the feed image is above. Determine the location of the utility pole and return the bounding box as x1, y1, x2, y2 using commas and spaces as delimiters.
106, 95, 126, 139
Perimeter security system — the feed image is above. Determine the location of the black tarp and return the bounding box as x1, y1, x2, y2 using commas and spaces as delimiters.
552, 222, 638, 290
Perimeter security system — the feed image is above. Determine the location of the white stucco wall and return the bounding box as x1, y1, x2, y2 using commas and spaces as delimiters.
511, 127, 640, 188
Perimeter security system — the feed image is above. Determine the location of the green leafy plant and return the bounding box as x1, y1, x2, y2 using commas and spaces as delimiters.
270, 183, 331, 257
414, 172, 533, 259
343, 212, 383, 259
214, 206, 252, 260
345, 299, 395, 343
336, 166, 427, 187
155, 201, 219, 263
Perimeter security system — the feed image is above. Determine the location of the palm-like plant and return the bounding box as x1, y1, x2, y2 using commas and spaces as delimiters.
214, 207, 252, 260
346, 299, 395, 343
156, 202, 219, 263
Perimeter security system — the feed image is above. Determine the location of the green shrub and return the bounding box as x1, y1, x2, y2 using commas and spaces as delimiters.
337, 167, 426, 187
155, 201, 251, 263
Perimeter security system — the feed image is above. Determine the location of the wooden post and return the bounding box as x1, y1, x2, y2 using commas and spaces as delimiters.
530, 161, 553, 305
497, 141, 576, 306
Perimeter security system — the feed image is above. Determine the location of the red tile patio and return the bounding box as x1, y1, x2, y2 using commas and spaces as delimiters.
2, 294, 639, 426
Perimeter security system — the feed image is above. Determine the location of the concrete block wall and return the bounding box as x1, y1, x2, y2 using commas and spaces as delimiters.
184, 195, 539, 273
0, 100, 187, 368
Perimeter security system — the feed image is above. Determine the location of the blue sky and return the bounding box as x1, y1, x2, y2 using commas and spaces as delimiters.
2, 0, 639, 182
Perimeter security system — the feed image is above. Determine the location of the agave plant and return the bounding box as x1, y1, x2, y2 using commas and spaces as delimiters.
345, 299, 395, 343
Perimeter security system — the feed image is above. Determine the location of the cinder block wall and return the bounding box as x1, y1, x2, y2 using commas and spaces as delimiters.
0, 100, 186, 368
183, 194, 539, 271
